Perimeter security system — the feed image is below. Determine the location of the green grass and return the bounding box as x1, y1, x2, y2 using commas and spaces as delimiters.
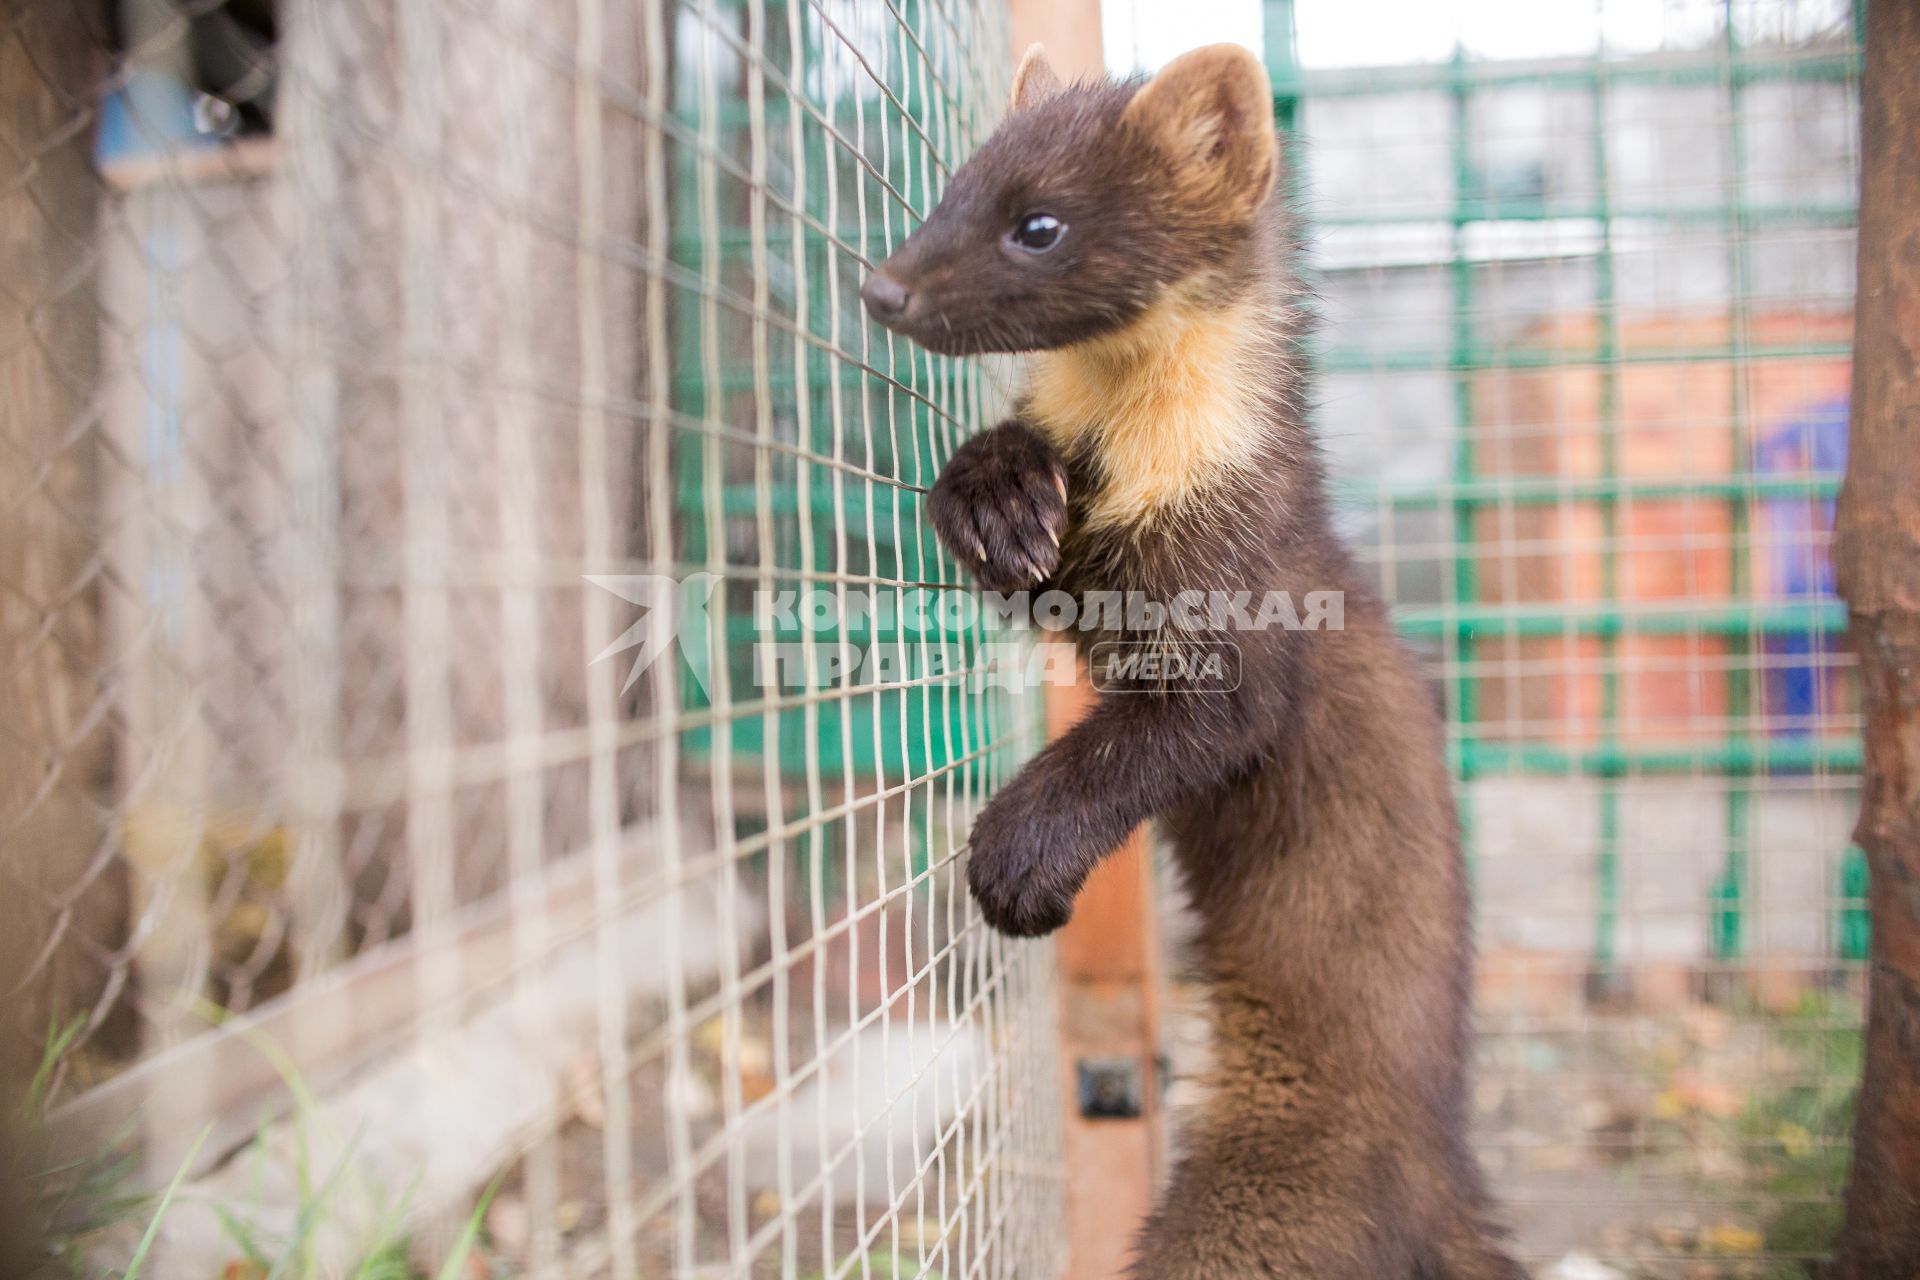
23, 1015, 160, 1277
26, 1010, 504, 1280
1606, 991, 1860, 1278
120, 1129, 209, 1280
1641, 992, 1862, 1280
1738, 994, 1860, 1280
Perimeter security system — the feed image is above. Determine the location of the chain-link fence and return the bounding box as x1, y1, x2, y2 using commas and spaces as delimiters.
1263, 0, 1862, 1271
3, 0, 1064, 1274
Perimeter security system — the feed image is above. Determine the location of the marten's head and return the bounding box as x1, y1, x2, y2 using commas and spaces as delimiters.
860, 44, 1278, 356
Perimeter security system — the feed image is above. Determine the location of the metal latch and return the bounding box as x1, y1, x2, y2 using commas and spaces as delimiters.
1076, 1055, 1144, 1119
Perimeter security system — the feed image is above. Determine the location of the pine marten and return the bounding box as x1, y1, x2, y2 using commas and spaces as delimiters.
860, 44, 1524, 1279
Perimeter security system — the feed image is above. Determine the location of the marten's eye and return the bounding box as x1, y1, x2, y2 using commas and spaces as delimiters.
1009, 212, 1065, 253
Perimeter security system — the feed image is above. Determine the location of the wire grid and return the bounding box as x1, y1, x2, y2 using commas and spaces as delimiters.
3, 0, 1065, 1275
1268, 0, 1863, 1271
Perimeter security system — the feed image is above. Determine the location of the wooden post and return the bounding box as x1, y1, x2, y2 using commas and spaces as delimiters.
1045, 663, 1163, 1280
998, 5, 1163, 1271
0, 2, 122, 1080
1831, 0, 1920, 1274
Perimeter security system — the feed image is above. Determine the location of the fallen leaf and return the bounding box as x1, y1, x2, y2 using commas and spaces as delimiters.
1776, 1120, 1815, 1160
1702, 1222, 1763, 1255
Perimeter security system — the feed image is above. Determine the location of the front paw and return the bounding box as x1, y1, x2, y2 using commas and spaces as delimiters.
964, 788, 1083, 937
928, 423, 1068, 593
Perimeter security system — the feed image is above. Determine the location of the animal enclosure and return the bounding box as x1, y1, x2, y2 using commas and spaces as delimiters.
1, 0, 1874, 1275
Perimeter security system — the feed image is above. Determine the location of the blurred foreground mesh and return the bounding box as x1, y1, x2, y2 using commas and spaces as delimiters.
3, 0, 1061, 1274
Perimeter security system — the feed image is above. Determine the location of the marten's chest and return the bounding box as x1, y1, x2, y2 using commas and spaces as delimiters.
1025, 297, 1268, 536
1048, 497, 1215, 637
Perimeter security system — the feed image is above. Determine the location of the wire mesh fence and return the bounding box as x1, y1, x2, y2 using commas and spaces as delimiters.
1261, 0, 1864, 1271
9, 0, 1878, 1273
4, 0, 1064, 1275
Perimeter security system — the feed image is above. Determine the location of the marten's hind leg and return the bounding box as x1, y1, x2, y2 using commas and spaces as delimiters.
1129, 1121, 1423, 1279
1133, 1149, 1525, 1280
1427, 1209, 1529, 1280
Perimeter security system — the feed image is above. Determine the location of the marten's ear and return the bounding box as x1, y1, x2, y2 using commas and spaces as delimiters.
1010, 44, 1063, 113
1122, 44, 1276, 220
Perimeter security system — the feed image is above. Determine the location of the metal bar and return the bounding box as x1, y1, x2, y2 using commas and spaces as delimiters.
1463, 738, 1862, 776
1306, 201, 1857, 227
671, 340, 1855, 390
1273, 48, 1861, 98
1339, 473, 1843, 506
1588, 37, 1623, 980
1392, 599, 1847, 638
1447, 45, 1478, 788
1715, 2, 1755, 964
1318, 341, 1853, 373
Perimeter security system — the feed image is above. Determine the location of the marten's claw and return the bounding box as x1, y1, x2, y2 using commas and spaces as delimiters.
928, 421, 1068, 594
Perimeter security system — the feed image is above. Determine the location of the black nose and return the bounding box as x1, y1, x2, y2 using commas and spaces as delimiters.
860, 271, 910, 320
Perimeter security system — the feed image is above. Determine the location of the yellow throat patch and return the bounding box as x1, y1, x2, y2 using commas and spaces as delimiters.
1026, 293, 1270, 532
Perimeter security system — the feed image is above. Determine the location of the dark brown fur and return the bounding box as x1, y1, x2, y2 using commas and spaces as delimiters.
865, 46, 1523, 1280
